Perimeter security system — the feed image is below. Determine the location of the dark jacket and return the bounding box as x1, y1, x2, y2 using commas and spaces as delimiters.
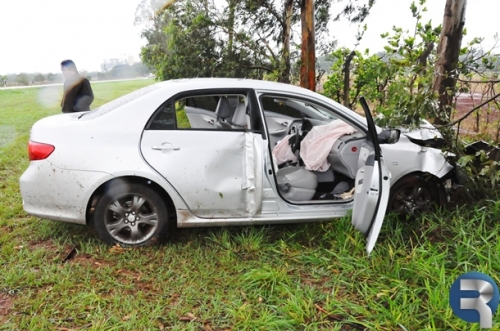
61, 74, 94, 113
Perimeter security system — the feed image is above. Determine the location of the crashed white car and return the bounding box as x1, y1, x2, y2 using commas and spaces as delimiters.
20, 78, 458, 253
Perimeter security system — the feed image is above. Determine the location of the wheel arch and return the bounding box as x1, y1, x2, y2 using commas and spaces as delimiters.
85, 176, 177, 227
389, 171, 448, 206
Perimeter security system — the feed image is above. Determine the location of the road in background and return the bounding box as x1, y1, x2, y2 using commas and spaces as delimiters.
0, 77, 154, 90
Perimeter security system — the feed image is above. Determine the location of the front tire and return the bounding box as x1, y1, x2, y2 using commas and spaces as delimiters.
94, 183, 169, 246
388, 174, 444, 216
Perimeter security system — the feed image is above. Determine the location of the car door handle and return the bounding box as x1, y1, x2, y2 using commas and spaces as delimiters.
151, 144, 180, 151
279, 121, 288, 126
206, 119, 215, 125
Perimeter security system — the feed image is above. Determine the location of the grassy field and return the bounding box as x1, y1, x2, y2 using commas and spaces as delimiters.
1, 79, 500, 330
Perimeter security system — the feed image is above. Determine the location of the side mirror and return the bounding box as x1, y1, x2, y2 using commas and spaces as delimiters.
378, 129, 401, 144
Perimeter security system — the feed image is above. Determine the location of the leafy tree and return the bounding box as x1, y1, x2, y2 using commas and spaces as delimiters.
141, 1, 221, 80
46, 73, 63, 83
16, 73, 29, 86
324, 1, 445, 126
34, 73, 45, 83
139, 0, 277, 81
132, 62, 151, 76
0, 75, 6, 86
324, 0, 500, 199
110, 64, 134, 79
332, 0, 376, 22
137, 0, 377, 84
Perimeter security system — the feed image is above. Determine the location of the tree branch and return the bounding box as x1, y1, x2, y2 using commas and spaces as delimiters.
437, 92, 500, 128
255, 31, 278, 62
218, 26, 273, 62
456, 77, 500, 84
259, 0, 285, 28
243, 65, 273, 72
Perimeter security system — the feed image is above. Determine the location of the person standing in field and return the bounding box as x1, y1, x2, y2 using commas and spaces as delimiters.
60, 59, 94, 113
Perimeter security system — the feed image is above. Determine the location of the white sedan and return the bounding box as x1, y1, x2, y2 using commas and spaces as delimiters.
20, 78, 457, 253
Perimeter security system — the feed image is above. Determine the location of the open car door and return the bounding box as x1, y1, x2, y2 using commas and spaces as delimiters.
351, 97, 392, 254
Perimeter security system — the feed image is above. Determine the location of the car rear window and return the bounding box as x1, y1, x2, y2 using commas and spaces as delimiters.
79, 84, 161, 120
185, 95, 219, 112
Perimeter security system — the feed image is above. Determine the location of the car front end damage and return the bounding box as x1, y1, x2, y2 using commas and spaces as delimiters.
393, 123, 467, 206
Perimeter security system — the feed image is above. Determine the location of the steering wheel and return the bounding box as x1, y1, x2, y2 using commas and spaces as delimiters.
295, 126, 300, 147
291, 118, 312, 137
287, 119, 303, 136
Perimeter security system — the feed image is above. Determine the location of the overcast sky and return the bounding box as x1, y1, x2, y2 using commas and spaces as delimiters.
0, 0, 498, 75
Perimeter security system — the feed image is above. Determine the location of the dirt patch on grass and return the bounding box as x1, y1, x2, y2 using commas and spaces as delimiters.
71, 253, 109, 268
24, 238, 70, 262
0, 226, 11, 234
0, 293, 13, 323
27, 238, 59, 251
113, 268, 143, 281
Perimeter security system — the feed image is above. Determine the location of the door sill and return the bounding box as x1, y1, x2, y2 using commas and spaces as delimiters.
284, 197, 354, 205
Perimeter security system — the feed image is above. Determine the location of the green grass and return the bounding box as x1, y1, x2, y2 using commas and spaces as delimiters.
175, 103, 191, 129
1, 79, 500, 330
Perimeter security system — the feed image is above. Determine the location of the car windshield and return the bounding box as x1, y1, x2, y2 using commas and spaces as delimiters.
78, 84, 161, 120
291, 100, 337, 120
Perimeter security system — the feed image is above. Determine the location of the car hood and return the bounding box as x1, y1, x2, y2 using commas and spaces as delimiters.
401, 119, 444, 141
380, 119, 447, 149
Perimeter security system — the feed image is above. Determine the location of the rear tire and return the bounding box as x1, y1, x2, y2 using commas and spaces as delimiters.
94, 183, 169, 247
388, 174, 444, 216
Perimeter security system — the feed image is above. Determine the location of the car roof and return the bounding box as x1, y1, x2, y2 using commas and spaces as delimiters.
154, 78, 317, 96
152, 78, 369, 127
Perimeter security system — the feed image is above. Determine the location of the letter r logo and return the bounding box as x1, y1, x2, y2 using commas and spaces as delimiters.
450, 272, 499, 329
460, 279, 494, 328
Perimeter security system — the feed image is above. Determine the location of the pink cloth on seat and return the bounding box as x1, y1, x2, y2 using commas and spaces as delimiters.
300, 120, 356, 172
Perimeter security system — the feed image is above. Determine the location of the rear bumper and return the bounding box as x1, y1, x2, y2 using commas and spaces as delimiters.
20, 160, 110, 224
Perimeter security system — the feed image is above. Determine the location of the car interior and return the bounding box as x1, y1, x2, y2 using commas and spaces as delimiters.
261, 96, 367, 204
175, 93, 367, 205
178, 94, 250, 130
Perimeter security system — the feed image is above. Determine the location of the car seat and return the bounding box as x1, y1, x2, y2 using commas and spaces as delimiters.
231, 102, 248, 129
276, 166, 318, 201
215, 97, 235, 130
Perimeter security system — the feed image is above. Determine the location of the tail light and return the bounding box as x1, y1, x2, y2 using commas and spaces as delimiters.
28, 141, 55, 161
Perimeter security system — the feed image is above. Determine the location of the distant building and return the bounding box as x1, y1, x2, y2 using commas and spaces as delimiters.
101, 59, 126, 72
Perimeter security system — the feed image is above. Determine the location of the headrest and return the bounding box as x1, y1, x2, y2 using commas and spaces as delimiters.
227, 96, 239, 109
215, 97, 233, 119
231, 102, 247, 127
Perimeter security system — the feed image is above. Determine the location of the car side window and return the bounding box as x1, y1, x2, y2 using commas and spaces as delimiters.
146, 92, 256, 131
147, 101, 176, 130
175, 94, 249, 131
175, 100, 192, 129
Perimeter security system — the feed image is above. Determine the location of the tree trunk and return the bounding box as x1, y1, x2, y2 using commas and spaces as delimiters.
417, 41, 434, 91
343, 50, 356, 107
279, 0, 294, 84
227, 0, 236, 57
300, 0, 315, 91
432, 0, 467, 125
